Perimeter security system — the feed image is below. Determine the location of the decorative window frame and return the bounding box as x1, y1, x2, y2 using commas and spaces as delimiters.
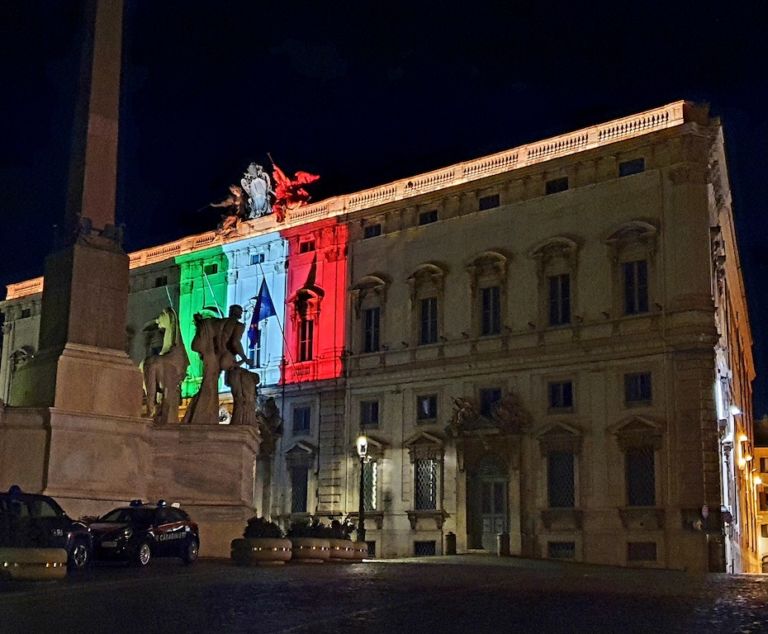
604, 220, 658, 319
404, 431, 447, 529
285, 440, 318, 516
407, 263, 447, 346
536, 423, 582, 528
466, 250, 509, 337
528, 237, 580, 329
350, 274, 389, 354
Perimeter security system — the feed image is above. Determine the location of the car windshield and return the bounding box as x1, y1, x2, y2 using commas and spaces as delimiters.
99, 508, 156, 525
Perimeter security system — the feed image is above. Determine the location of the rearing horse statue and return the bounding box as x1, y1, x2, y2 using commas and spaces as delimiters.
140, 307, 190, 424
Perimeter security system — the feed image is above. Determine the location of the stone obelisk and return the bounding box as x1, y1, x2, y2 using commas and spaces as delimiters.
11, 0, 143, 416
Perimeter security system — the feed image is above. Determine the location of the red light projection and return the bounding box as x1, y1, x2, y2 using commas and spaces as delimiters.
280, 219, 348, 384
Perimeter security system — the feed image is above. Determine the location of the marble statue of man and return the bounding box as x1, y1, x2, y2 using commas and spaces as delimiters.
241, 163, 273, 218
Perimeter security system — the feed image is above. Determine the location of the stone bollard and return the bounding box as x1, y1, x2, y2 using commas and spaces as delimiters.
445, 532, 457, 555
497, 532, 510, 557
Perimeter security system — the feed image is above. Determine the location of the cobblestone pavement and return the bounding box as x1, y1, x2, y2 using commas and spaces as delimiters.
2, 555, 767, 633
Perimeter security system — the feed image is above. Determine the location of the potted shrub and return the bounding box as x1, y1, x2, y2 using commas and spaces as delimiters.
287, 517, 331, 563
231, 517, 292, 566
327, 518, 358, 562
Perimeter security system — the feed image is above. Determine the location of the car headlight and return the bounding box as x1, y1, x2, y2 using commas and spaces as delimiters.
122, 527, 133, 540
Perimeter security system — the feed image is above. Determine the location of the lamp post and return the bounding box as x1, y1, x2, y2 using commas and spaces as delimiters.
356, 433, 368, 544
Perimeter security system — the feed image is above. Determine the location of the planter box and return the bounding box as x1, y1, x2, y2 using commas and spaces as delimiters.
352, 540, 368, 561
231, 538, 292, 566
290, 537, 330, 563
0, 548, 68, 581
328, 538, 357, 562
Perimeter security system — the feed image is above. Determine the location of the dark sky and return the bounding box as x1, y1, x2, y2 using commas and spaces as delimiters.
1, 1, 766, 412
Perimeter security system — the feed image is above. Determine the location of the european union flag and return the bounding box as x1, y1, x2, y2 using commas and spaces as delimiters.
248, 279, 277, 350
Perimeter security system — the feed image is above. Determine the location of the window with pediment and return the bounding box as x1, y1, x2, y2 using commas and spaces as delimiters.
285, 441, 317, 515
529, 237, 579, 329
467, 251, 508, 337
611, 416, 662, 508
605, 221, 657, 319
407, 264, 446, 346
351, 275, 388, 354
538, 423, 582, 509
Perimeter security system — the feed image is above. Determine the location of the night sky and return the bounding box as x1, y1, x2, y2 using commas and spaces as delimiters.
1, 2, 766, 413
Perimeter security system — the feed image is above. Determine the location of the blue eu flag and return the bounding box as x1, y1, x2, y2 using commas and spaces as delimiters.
248, 279, 277, 350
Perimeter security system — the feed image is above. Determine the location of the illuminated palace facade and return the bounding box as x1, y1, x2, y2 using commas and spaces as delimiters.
0, 101, 758, 572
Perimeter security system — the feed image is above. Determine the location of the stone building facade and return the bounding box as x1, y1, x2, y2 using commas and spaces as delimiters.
0, 101, 757, 571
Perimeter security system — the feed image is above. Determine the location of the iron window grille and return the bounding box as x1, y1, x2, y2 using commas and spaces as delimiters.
480, 285, 501, 336
363, 307, 380, 353
363, 460, 377, 512
419, 297, 438, 345
414, 459, 438, 510
414, 541, 437, 556
623, 260, 649, 315
547, 541, 576, 559
626, 445, 656, 506
547, 451, 575, 508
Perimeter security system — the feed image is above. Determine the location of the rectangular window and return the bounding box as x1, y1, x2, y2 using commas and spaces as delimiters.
21, 308, 31, 318
480, 286, 501, 336
419, 297, 438, 345
545, 177, 569, 195
761, 524, 768, 539
363, 224, 382, 239
298, 319, 314, 361
290, 466, 309, 513
548, 274, 571, 326
619, 158, 645, 177
250, 253, 265, 265
761, 457, 768, 473
292, 406, 311, 435
154, 275, 168, 288
625, 372, 652, 405
478, 194, 500, 211
623, 260, 649, 315
417, 395, 438, 421
299, 239, 315, 253
363, 460, 378, 512
360, 400, 379, 428
203, 263, 218, 276
479, 388, 502, 417
363, 307, 380, 353
419, 209, 438, 225
547, 451, 575, 507
414, 459, 438, 510
548, 381, 574, 410
626, 446, 656, 506
414, 541, 437, 556
547, 542, 575, 560
627, 542, 657, 561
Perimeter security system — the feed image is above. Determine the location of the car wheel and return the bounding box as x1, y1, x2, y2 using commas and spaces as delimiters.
134, 541, 152, 567
182, 538, 199, 565
69, 540, 91, 571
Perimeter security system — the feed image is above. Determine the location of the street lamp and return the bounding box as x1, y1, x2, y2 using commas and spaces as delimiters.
356, 433, 369, 544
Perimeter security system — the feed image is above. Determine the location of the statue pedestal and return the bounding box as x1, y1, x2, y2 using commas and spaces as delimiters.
150, 424, 262, 557
9, 240, 143, 417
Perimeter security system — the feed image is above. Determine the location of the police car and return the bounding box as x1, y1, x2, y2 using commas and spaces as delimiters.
0, 485, 93, 571
89, 500, 199, 567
